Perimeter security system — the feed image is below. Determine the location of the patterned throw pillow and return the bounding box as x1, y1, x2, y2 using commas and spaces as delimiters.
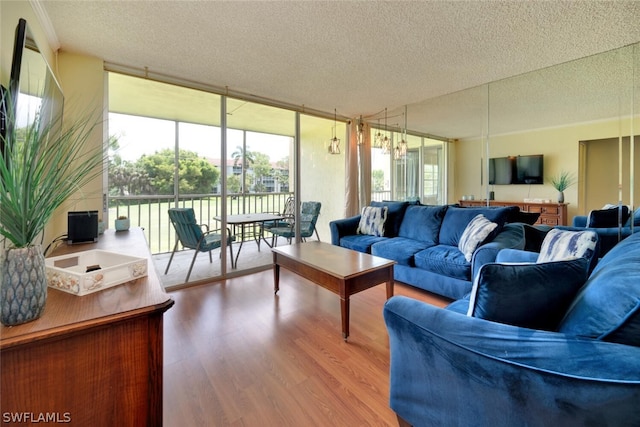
537, 228, 597, 263
458, 214, 498, 262
357, 206, 388, 237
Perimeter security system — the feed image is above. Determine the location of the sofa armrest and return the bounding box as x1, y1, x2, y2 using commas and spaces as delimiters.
495, 248, 538, 263
329, 215, 360, 245
573, 215, 588, 227
471, 223, 525, 280
383, 296, 640, 427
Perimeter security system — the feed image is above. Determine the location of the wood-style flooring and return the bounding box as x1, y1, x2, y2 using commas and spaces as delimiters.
163, 269, 449, 426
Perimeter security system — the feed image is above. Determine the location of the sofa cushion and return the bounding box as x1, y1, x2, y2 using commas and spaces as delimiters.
558, 233, 640, 346
397, 205, 448, 244
587, 205, 630, 228
458, 214, 498, 262
370, 201, 409, 237
467, 258, 589, 331
357, 206, 388, 237
439, 206, 515, 246
371, 237, 433, 267
414, 245, 470, 281
537, 228, 598, 263
339, 234, 387, 253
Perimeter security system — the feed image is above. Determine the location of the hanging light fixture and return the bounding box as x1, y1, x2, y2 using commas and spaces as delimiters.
381, 108, 391, 154
328, 108, 341, 155
374, 117, 384, 148
356, 116, 364, 145
395, 107, 408, 159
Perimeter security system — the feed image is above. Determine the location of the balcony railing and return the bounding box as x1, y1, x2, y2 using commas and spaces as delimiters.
109, 192, 293, 255
371, 191, 392, 202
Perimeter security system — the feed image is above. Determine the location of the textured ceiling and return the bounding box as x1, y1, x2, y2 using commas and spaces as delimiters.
37, 0, 640, 138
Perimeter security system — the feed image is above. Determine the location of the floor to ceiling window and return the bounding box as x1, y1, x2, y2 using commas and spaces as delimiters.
107, 72, 345, 288
370, 126, 446, 204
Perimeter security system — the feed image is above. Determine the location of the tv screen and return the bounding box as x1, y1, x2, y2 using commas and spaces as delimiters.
515, 155, 544, 184
488, 157, 515, 185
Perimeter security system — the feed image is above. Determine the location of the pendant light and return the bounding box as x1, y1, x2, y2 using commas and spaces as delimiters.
381, 108, 391, 154
395, 107, 408, 159
374, 117, 384, 148
356, 116, 364, 145
328, 108, 341, 154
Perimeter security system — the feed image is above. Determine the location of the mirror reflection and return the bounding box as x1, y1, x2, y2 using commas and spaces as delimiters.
405, 42, 638, 235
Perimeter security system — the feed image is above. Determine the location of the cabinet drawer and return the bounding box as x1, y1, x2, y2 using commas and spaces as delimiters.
541, 207, 559, 214
541, 217, 559, 226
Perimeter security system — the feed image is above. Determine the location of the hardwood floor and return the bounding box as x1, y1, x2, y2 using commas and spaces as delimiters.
163, 269, 449, 426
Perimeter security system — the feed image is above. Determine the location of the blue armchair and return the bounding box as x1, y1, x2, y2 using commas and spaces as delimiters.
384, 231, 640, 427
558, 206, 640, 256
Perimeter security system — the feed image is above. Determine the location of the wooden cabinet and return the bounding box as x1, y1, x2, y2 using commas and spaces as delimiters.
459, 200, 568, 226
1, 228, 174, 426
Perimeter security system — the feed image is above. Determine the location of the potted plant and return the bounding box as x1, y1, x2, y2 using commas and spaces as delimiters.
115, 215, 130, 231
550, 171, 576, 203
0, 92, 104, 325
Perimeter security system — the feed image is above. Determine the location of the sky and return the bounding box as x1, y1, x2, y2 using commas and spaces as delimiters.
108, 113, 292, 164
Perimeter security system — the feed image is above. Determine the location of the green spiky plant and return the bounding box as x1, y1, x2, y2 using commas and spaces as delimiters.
549, 171, 576, 192
0, 91, 105, 248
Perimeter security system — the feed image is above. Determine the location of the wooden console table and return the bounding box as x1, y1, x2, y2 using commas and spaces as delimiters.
459, 200, 568, 226
0, 228, 174, 426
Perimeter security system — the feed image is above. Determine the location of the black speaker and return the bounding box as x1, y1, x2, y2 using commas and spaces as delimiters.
67, 211, 98, 244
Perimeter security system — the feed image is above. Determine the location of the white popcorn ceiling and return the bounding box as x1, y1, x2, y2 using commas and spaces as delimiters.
40, 0, 640, 138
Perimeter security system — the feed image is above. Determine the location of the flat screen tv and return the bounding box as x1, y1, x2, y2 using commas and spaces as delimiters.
488, 156, 515, 185
515, 154, 544, 184
8, 18, 64, 138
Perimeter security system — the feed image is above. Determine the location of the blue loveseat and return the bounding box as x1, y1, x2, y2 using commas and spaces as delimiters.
330, 201, 525, 300
383, 230, 640, 426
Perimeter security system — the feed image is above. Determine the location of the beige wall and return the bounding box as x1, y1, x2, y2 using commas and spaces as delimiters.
300, 115, 346, 242
454, 117, 636, 221
48, 51, 106, 241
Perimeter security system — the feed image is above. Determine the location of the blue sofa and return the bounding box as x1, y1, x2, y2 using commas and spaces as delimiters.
558, 206, 640, 256
330, 201, 525, 300
383, 230, 640, 426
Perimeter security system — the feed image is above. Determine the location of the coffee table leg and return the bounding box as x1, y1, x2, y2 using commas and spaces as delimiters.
273, 263, 280, 295
341, 296, 349, 341
386, 267, 394, 299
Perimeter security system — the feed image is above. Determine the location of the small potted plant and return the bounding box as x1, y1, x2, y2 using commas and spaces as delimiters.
114, 215, 130, 231
550, 171, 576, 203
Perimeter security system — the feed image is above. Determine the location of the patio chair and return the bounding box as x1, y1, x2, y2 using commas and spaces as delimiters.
165, 208, 236, 282
270, 201, 321, 246
262, 196, 295, 231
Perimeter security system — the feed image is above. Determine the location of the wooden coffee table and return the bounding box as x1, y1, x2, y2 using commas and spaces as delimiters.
272, 241, 395, 340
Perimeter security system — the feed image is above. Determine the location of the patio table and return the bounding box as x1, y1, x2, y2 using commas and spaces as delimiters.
213, 213, 287, 266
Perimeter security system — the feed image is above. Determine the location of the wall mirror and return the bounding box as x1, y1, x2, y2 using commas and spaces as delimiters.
405, 41, 638, 235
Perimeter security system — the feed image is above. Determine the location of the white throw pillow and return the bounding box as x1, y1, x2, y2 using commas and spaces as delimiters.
357, 206, 388, 237
537, 228, 598, 263
458, 214, 498, 262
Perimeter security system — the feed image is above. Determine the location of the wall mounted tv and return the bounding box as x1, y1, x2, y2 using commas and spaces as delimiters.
489, 155, 544, 185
